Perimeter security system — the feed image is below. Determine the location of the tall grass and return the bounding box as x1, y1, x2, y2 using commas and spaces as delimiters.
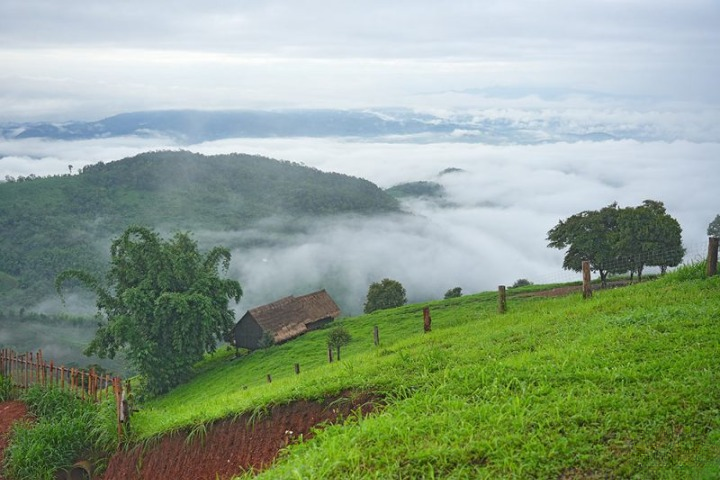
0, 374, 16, 401
2, 386, 119, 480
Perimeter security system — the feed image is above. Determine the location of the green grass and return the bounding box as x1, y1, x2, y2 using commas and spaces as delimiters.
3, 386, 119, 480
125, 266, 720, 478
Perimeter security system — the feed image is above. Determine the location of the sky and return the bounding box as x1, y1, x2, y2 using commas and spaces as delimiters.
0, 1, 718, 315
1, 0, 719, 121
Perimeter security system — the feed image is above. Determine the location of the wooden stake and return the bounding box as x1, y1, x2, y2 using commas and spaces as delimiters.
498, 286, 507, 314
582, 261, 592, 299
708, 237, 719, 277
373, 325, 380, 346
423, 307, 432, 332
294, 363, 300, 375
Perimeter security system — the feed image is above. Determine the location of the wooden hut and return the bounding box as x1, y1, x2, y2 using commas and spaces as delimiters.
231, 290, 341, 350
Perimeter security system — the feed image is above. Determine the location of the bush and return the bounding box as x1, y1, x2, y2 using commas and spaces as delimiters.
364, 278, 407, 314
444, 287, 462, 299
511, 278, 533, 288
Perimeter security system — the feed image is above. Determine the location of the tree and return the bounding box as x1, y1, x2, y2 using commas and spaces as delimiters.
327, 326, 351, 361
547, 203, 626, 286
444, 287, 462, 299
709, 215, 720, 238
548, 200, 684, 284
615, 200, 684, 280
364, 278, 407, 313
55, 226, 242, 395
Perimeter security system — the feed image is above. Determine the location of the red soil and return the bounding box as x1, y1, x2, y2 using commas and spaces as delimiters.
101, 391, 378, 480
0, 401, 30, 480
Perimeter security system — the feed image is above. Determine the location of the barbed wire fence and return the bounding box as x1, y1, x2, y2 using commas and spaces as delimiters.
505, 239, 711, 288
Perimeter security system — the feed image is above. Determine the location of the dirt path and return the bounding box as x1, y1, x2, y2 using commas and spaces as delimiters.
0, 401, 29, 480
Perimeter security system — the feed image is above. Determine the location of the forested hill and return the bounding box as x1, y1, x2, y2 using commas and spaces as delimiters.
0, 150, 401, 309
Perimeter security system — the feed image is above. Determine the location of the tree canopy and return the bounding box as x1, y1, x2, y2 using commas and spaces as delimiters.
56, 226, 242, 395
547, 200, 684, 283
364, 278, 407, 314
708, 214, 720, 238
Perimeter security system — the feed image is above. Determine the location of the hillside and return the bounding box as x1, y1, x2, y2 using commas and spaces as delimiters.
104, 264, 719, 479
0, 151, 400, 368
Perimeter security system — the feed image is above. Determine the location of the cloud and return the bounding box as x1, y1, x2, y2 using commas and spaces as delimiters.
1, 1, 718, 120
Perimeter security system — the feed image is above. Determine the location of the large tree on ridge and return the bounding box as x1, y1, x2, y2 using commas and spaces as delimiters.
56, 226, 242, 395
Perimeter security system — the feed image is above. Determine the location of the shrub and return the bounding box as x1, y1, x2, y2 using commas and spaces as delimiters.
364, 278, 407, 314
511, 278, 533, 288
444, 287, 462, 299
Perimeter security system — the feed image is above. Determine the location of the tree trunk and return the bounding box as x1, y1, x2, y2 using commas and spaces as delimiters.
637, 264, 644, 282
336, 346, 341, 362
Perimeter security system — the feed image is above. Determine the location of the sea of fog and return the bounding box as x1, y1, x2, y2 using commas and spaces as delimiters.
2, 136, 717, 315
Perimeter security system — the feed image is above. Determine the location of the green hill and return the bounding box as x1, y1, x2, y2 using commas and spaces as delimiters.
122, 263, 720, 478
0, 150, 400, 370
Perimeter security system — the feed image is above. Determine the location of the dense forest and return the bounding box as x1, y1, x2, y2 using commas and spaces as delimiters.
0, 151, 401, 365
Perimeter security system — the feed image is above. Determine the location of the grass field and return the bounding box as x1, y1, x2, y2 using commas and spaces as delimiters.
129, 263, 720, 478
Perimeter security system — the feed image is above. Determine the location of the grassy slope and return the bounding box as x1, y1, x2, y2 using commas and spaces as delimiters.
133, 266, 720, 479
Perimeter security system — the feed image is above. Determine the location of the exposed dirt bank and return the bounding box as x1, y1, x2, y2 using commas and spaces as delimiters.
0, 401, 30, 480
101, 391, 379, 480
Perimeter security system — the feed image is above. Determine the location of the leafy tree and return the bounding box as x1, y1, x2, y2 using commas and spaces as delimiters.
364, 278, 407, 313
327, 326, 352, 361
708, 214, 720, 238
444, 287, 462, 299
548, 200, 684, 284
616, 200, 684, 279
511, 279, 533, 288
547, 203, 626, 286
55, 226, 242, 395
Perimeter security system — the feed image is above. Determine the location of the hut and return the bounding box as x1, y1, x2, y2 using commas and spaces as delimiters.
231, 289, 341, 350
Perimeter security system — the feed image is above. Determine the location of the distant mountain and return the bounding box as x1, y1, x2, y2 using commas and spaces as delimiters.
0, 107, 677, 144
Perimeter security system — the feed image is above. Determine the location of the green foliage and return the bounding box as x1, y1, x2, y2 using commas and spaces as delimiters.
443, 287, 462, 299
548, 200, 685, 283
511, 278, 533, 288
3, 385, 118, 480
708, 214, 720, 238
56, 225, 243, 396
0, 374, 16, 401
326, 326, 352, 349
327, 326, 352, 360
257, 331, 275, 349
364, 278, 407, 313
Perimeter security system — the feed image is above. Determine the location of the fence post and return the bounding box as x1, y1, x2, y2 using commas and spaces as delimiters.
582, 261, 592, 299
373, 326, 380, 346
423, 307, 432, 332
266, 374, 272, 383
708, 237, 719, 277
294, 363, 300, 375
498, 286, 507, 314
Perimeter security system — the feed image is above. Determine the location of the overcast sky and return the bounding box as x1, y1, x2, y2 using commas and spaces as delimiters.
1, 0, 719, 121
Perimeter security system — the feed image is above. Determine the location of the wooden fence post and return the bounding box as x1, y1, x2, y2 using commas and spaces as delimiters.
294, 363, 300, 375
423, 307, 432, 332
266, 374, 272, 383
498, 286, 507, 314
582, 261, 592, 299
373, 326, 380, 346
708, 237, 719, 277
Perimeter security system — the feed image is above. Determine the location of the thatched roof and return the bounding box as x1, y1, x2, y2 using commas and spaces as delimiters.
246, 290, 341, 343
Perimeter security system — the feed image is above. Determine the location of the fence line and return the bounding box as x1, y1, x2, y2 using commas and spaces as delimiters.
0, 348, 128, 441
